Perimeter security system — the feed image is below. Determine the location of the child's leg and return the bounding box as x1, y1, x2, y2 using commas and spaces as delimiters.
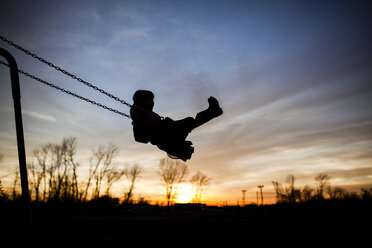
152, 97, 222, 161
162, 97, 223, 137
166, 117, 196, 141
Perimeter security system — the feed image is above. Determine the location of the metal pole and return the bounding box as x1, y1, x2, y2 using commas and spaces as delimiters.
258, 185, 264, 205
241, 190, 246, 207
0, 47, 33, 238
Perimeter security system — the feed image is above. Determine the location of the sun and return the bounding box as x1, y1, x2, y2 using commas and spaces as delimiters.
175, 184, 194, 203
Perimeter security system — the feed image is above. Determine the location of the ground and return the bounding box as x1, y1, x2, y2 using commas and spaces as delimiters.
1, 199, 370, 244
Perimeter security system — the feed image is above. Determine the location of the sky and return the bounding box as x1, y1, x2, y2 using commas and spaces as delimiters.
0, 0, 371, 204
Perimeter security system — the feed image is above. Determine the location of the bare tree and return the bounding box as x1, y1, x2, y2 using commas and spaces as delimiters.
0, 155, 7, 200
272, 181, 286, 203
0, 179, 6, 200
12, 169, 20, 200
314, 173, 330, 200
190, 171, 211, 203
301, 185, 314, 202
27, 137, 128, 202
105, 168, 125, 197
327, 186, 348, 200
83, 146, 105, 201
285, 175, 301, 203
50, 141, 63, 199
46, 137, 79, 201
33, 144, 50, 202
158, 157, 188, 207
361, 188, 372, 200
92, 144, 119, 199
122, 164, 142, 204
29, 137, 80, 202
285, 175, 295, 193
45, 140, 66, 200
64, 137, 80, 201
28, 161, 42, 202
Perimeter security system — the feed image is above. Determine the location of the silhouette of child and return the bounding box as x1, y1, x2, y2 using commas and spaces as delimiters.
130, 90, 223, 161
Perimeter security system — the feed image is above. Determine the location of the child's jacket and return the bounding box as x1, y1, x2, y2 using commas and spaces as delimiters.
131, 105, 162, 144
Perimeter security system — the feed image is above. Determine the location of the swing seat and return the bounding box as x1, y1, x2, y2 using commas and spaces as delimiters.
158, 140, 194, 162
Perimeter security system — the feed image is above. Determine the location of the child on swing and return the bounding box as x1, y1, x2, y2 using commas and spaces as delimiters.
130, 90, 223, 161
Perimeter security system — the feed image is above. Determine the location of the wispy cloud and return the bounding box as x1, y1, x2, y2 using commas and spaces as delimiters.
23, 110, 56, 122
110, 28, 151, 45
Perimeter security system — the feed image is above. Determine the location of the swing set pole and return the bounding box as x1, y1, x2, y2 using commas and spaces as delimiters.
0, 47, 33, 239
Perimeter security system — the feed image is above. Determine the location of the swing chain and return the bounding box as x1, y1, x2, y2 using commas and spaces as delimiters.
0, 60, 131, 119
0, 35, 132, 108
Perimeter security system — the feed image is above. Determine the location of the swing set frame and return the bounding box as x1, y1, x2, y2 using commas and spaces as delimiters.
0, 47, 33, 238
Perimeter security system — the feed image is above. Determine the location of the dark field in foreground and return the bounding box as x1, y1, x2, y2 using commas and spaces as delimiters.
1, 199, 371, 244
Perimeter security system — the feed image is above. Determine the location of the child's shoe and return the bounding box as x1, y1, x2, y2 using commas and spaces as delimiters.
207, 96, 223, 118
195, 96, 223, 126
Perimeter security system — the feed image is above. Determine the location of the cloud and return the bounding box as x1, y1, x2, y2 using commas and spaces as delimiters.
23, 110, 56, 122
110, 28, 150, 45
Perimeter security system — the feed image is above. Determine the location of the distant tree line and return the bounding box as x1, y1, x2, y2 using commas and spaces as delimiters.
272, 174, 372, 203
0, 137, 141, 203
4, 137, 369, 206
0, 137, 211, 205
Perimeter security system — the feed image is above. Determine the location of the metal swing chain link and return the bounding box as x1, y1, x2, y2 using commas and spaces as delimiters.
0, 35, 132, 108
0, 60, 131, 119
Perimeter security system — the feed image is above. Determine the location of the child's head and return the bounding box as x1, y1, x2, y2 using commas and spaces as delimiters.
132, 90, 155, 111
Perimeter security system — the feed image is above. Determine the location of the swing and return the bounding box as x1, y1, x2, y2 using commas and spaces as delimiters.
0, 36, 223, 162
0, 35, 132, 118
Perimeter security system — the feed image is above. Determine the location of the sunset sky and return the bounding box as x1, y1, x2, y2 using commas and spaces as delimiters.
0, 0, 371, 204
